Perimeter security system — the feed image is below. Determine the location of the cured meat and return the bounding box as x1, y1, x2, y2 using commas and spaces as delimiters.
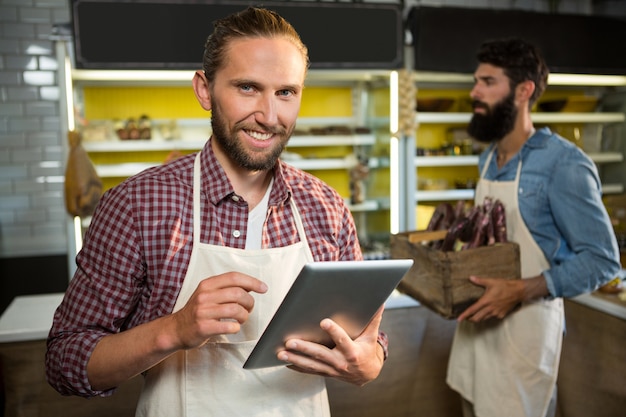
426, 205, 445, 231
439, 203, 456, 230
64, 131, 103, 217
463, 209, 487, 249
453, 200, 466, 220
492, 199, 508, 242
423, 197, 508, 252
440, 216, 471, 251
460, 205, 480, 242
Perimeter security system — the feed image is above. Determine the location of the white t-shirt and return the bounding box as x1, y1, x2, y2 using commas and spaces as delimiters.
245, 177, 273, 250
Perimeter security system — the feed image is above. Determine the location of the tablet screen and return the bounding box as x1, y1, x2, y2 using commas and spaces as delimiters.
243, 259, 413, 369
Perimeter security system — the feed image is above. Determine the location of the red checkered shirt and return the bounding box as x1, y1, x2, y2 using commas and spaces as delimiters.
46, 139, 387, 397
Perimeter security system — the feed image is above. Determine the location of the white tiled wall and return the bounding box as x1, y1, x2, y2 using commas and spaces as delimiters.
0, 0, 70, 257
0, 0, 616, 259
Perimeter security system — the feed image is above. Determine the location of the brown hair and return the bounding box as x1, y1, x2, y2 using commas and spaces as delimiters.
202, 6, 309, 82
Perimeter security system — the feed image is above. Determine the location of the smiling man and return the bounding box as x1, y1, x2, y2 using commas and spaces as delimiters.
446, 38, 620, 417
46, 7, 387, 417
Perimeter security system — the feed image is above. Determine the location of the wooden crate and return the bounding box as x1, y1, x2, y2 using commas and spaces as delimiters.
390, 230, 521, 319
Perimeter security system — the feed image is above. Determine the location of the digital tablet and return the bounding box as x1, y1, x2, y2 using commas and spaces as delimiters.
243, 259, 414, 369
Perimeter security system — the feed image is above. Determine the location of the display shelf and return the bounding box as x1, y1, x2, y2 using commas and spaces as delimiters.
413, 71, 626, 87
411, 152, 623, 168
72, 68, 393, 86
288, 134, 376, 147
94, 163, 159, 178
95, 156, 386, 178
588, 152, 624, 164
602, 184, 624, 194
83, 134, 377, 153
415, 189, 475, 202
72, 69, 195, 85
344, 199, 379, 212
416, 112, 469, 124
416, 112, 625, 124
91, 160, 383, 214
533, 113, 625, 124
285, 156, 384, 171
414, 155, 479, 167
84, 140, 205, 152
401, 71, 626, 232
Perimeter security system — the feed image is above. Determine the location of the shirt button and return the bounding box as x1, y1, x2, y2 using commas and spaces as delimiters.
233, 230, 241, 238
232, 195, 240, 202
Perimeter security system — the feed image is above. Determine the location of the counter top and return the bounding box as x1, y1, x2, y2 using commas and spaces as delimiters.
568, 269, 626, 320
0, 293, 63, 343
385, 290, 420, 309
0, 290, 419, 344
570, 291, 626, 321
1, 289, 619, 344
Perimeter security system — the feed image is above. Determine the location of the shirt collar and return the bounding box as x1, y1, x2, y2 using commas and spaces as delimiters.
199, 138, 292, 206
525, 126, 552, 150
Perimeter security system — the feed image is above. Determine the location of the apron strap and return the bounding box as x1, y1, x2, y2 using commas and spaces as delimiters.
289, 197, 314, 263
193, 152, 202, 245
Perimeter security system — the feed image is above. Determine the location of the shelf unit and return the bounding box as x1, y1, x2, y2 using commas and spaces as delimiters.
57, 41, 396, 273
82, 134, 383, 178
399, 71, 626, 231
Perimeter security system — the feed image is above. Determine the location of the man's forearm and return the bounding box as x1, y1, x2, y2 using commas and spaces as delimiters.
87, 315, 180, 391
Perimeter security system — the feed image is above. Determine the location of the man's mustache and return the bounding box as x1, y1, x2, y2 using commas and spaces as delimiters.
472, 100, 489, 111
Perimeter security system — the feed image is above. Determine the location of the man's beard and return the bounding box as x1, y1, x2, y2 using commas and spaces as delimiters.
467, 91, 517, 144
210, 104, 291, 171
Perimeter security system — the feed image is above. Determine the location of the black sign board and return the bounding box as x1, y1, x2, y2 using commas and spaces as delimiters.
409, 6, 626, 75
71, 0, 403, 70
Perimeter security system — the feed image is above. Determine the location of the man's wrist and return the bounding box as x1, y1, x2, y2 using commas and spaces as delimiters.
522, 275, 550, 302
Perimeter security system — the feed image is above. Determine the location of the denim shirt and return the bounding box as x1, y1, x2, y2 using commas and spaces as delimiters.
478, 127, 621, 298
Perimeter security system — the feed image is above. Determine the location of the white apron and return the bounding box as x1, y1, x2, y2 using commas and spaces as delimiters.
447, 150, 564, 417
136, 152, 330, 417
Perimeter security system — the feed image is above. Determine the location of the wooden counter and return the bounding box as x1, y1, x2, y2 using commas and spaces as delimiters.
0, 292, 461, 417
556, 291, 626, 417
3, 290, 625, 417
327, 303, 460, 417
0, 294, 143, 417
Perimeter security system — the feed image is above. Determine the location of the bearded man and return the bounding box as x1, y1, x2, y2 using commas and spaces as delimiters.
446, 38, 620, 417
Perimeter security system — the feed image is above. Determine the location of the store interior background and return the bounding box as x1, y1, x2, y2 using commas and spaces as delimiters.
1, 0, 626, 313
0, 1, 625, 417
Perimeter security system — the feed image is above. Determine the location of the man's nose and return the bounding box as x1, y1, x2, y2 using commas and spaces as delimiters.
255, 94, 278, 125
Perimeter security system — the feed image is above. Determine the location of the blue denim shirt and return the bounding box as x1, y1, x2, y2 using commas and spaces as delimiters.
478, 127, 621, 298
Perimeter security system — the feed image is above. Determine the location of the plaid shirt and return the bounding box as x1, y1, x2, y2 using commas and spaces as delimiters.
46, 139, 387, 397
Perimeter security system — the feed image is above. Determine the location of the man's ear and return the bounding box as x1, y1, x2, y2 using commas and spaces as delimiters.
192, 70, 212, 111
516, 80, 536, 104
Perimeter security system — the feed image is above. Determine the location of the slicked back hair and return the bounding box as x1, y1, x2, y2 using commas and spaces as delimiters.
202, 7, 309, 82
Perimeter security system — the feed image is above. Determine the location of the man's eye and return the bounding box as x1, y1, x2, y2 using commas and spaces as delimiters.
278, 90, 293, 97
240, 85, 253, 92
